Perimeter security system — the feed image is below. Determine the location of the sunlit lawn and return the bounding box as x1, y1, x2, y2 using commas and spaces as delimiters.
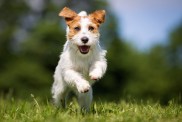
1, 96, 182, 122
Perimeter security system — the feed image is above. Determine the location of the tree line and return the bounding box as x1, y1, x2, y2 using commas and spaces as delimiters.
0, 0, 181, 103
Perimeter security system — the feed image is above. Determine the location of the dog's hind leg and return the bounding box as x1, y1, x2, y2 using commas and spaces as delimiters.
77, 87, 93, 111
52, 80, 69, 108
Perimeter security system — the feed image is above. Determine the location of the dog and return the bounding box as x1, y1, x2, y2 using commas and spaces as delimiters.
51, 7, 107, 111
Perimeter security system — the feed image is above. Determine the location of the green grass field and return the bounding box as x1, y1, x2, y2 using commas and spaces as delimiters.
1, 96, 182, 122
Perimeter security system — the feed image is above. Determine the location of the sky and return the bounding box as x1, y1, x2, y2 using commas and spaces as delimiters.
108, 0, 182, 50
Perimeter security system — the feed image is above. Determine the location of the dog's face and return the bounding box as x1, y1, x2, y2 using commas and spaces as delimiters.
59, 7, 105, 55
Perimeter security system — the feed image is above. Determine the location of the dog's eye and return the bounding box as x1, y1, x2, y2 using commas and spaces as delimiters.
74, 26, 80, 31
88, 26, 94, 31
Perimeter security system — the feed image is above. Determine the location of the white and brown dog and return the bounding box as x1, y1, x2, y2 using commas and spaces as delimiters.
52, 7, 107, 111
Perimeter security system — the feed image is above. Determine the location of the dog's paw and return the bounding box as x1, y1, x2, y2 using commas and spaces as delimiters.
89, 70, 102, 81
77, 81, 90, 93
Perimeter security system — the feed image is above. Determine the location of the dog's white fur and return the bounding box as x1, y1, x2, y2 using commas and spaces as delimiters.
51, 8, 107, 110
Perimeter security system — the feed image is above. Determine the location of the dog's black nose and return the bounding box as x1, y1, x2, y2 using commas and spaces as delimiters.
81, 37, 89, 44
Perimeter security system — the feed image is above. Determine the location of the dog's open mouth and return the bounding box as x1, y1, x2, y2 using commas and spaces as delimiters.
78, 45, 90, 54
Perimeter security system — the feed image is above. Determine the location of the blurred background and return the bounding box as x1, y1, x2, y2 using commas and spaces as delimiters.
0, 0, 182, 104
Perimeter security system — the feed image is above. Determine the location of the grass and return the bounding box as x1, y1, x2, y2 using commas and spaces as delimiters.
0, 95, 182, 122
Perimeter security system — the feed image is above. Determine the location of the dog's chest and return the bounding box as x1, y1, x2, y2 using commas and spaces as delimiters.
72, 58, 91, 76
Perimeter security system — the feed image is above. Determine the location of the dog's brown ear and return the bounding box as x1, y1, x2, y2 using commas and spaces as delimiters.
89, 10, 106, 26
59, 7, 77, 25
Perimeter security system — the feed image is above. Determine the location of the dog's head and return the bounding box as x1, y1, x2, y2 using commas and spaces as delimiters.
59, 7, 105, 55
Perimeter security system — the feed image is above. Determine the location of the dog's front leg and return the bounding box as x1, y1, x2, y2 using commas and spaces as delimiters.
63, 69, 90, 93
89, 60, 107, 81
78, 87, 93, 111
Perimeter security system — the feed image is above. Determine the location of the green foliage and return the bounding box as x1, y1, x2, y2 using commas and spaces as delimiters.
21, 21, 65, 70
0, 97, 182, 122
166, 23, 182, 98
124, 45, 172, 101
0, 59, 52, 99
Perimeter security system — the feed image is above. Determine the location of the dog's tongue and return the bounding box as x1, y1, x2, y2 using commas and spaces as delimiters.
79, 46, 90, 54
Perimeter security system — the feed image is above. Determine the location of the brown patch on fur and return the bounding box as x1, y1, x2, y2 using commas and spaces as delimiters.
67, 16, 81, 40
59, 7, 81, 40
88, 10, 106, 27
59, 7, 78, 25
88, 23, 99, 34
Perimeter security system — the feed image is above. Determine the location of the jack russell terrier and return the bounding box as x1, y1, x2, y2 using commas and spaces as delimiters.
52, 7, 107, 111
